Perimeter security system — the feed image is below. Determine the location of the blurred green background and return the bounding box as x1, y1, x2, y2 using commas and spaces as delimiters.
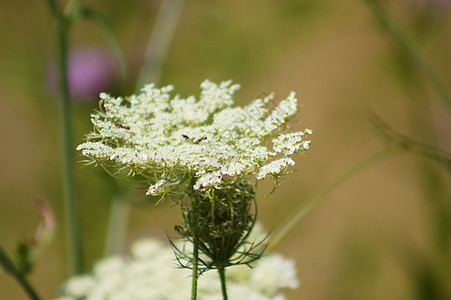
1, 0, 450, 299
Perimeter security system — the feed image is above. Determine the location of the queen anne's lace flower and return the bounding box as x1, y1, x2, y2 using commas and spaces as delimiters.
77, 80, 311, 197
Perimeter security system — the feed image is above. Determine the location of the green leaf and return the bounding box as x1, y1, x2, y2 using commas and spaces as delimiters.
14, 242, 33, 276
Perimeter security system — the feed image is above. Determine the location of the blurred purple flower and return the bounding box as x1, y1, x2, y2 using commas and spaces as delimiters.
48, 48, 116, 101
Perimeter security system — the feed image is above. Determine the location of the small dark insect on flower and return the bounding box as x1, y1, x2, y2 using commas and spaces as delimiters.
115, 123, 130, 130
181, 134, 206, 144
194, 136, 207, 144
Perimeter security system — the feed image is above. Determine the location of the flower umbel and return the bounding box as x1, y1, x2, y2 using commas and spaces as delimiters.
56, 233, 299, 300
77, 80, 311, 197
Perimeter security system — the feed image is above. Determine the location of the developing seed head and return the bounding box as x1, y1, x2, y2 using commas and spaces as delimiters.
173, 180, 264, 271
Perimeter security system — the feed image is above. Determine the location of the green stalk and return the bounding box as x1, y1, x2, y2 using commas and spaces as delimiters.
363, 0, 451, 111
268, 148, 399, 251
46, 0, 83, 274
218, 267, 228, 300
104, 194, 131, 255
191, 240, 199, 300
0, 247, 41, 300
137, 0, 185, 86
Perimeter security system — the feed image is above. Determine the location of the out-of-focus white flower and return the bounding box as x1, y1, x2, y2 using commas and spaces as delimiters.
55, 234, 299, 300
77, 80, 311, 197
63, 275, 96, 298
92, 256, 125, 279
250, 254, 299, 296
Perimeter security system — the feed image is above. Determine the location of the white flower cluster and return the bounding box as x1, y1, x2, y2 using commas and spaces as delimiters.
77, 80, 311, 196
55, 237, 299, 300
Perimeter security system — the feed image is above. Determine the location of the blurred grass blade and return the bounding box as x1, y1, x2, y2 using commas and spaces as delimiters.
104, 193, 131, 255
371, 114, 451, 173
80, 7, 126, 80
268, 148, 398, 250
137, 0, 185, 87
362, 0, 451, 111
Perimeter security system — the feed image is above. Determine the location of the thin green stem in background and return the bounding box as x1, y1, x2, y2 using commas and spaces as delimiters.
0, 247, 41, 300
362, 0, 451, 111
191, 240, 199, 300
268, 148, 399, 251
104, 194, 131, 255
46, 0, 83, 274
137, 0, 185, 87
371, 114, 451, 173
218, 267, 228, 300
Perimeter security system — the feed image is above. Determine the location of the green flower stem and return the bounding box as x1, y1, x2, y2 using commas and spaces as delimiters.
363, 0, 451, 111
0, 247, 41, 300
46, 0, 83, 274
191, 240, 199, 300
268, 148, 399, 251
218, 267, 228, 300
